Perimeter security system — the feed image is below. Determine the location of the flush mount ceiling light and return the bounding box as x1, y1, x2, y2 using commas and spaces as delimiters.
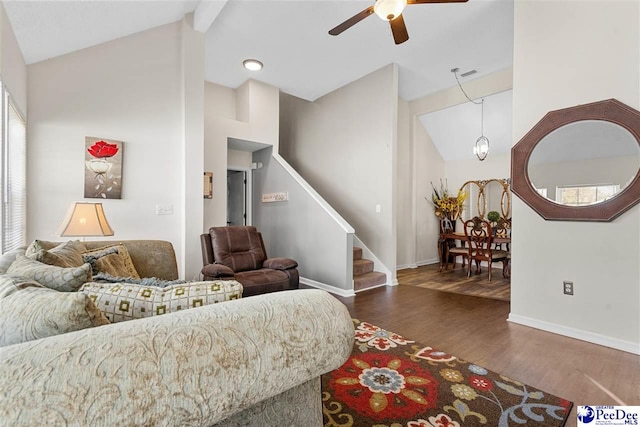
243, 59, 263, 71
452, 67, 490, 161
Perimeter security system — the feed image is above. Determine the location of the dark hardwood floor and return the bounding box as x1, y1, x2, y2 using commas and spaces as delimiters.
334, 285, 639, 427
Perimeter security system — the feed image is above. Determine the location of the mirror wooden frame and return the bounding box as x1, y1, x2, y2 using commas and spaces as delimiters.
511, 98, 640, 222
459, 179, 511, 220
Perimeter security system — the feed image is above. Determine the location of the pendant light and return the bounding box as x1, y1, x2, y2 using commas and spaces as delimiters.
451, 68, 490, 161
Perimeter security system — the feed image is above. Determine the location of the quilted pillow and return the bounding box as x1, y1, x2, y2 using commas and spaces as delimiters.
81, 280, 243, 323
82, 244, 140, 279
0, 274, 109, 347
7, 255, 92, 292
25, 240, 86, 267
0, 247, 26, 274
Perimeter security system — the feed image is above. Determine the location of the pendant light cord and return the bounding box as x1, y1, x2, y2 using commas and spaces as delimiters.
452, 68, 485, 136
452, 68, 483, 105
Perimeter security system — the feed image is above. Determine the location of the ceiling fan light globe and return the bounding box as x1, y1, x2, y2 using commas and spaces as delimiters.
374, 0, 407, 21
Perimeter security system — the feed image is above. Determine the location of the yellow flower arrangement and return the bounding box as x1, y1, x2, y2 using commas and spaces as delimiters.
430, 180, 468, 221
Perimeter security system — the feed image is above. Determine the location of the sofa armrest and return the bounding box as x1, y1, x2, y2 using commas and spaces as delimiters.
0, 289, 354, 426
202, 262, 235, 278
263, 257, 298, 270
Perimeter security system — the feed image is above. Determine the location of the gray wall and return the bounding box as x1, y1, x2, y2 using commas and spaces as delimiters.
279, 65, 398, 278
252, 147, 354, 292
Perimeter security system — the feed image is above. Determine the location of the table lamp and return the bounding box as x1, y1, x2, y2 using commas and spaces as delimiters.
57, 202, 114, 239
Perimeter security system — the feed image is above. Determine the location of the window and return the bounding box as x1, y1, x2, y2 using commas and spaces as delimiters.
1, 86, 26, 253
535, 187, 548, 198
556, 184, 619, 206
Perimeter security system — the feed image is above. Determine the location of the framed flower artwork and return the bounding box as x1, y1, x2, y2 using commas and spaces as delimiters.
84, 136, 123, 199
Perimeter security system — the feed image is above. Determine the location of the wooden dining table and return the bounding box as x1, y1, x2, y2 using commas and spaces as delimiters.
438, 232, 511, 277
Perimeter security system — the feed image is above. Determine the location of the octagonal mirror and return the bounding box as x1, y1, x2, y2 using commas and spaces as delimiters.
511, 99, 640, 221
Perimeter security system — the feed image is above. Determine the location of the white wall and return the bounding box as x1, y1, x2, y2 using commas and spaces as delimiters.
397, 98, 413, 267
413, 117, 446, 265
27, 19, 204, 279
203, 80, 279, 230
227, 149, 252, 170
0, 3, 26, 116
279, 64, 398, 277
252, 148, 355, 293
511, 1, 640, 354
180, 15, 205, 280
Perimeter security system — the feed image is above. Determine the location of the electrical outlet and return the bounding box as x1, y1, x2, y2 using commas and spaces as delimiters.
563, 280, 574, 295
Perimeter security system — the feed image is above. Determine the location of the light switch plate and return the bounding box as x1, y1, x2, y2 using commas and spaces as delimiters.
156, 204, 173, 215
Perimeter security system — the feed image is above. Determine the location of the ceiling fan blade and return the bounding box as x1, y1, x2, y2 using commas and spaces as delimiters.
390, 14, 409, 45
407, 0, 468, 4
329, 6, 375, 36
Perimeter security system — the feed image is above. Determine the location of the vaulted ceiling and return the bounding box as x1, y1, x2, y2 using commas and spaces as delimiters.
3, 0, 514, 160
4, 0, 513, 102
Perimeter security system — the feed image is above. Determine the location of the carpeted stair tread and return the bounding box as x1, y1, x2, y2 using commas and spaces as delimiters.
353, 259, 374, 275
354, 271, 386, 291
353, 247, 363, 261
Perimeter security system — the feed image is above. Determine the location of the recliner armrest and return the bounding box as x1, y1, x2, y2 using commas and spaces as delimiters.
202, 263, 235, 278
263, 258, 298, 270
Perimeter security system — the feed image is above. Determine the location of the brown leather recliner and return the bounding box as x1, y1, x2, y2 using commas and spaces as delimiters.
200, 226, 299, 297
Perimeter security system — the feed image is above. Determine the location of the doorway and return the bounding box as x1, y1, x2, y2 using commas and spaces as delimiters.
227, 169, 250, 226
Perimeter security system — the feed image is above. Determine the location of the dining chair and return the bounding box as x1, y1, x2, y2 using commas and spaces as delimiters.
494, 217, 511, 278
493, 217, 511, 251
464, 217, 508, 281
440, 218, 467, 270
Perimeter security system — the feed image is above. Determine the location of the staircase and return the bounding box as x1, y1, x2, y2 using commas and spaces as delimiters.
353, 247, 387, 292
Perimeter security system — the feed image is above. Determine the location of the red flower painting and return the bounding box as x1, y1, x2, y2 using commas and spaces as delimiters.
84, 136, 123, 199
87, 140, 119, 158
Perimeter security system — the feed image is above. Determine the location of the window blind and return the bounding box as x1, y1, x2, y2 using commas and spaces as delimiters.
2, 95, 26, 252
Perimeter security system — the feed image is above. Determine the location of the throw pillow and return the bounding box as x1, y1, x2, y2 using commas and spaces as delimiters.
0, 247, 26, 274
81, 280, 243, 323
7, 255, 93, 292
27, 249, 73, 268
25, 240, 87, 267
0, 274, 110, 347
82, 244, 140, 279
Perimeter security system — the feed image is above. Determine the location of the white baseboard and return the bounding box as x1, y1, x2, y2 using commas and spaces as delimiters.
397, 259, 440, 270
508, 314, 640, 355
417, 258, 440, 266
396, 263, 418, 270
355, 283, 387, 293
300, 277, 355, 297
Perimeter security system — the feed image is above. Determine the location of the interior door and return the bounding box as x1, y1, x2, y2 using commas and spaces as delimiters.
227, 170, 246, 226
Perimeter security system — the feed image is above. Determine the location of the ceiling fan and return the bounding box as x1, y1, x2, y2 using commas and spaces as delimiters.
328, 0, 469, 45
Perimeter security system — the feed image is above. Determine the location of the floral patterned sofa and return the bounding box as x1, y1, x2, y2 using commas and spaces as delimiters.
0, 240, 354, 426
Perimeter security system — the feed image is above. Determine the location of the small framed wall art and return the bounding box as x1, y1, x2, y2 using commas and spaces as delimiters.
204, 172, 213, 199
84, 136, 123, 199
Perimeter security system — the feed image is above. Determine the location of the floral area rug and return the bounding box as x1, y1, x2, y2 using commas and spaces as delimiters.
321, 320, 572, 427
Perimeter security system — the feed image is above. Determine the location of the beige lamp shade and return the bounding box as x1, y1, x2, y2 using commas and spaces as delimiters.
57, 202, 114, 237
